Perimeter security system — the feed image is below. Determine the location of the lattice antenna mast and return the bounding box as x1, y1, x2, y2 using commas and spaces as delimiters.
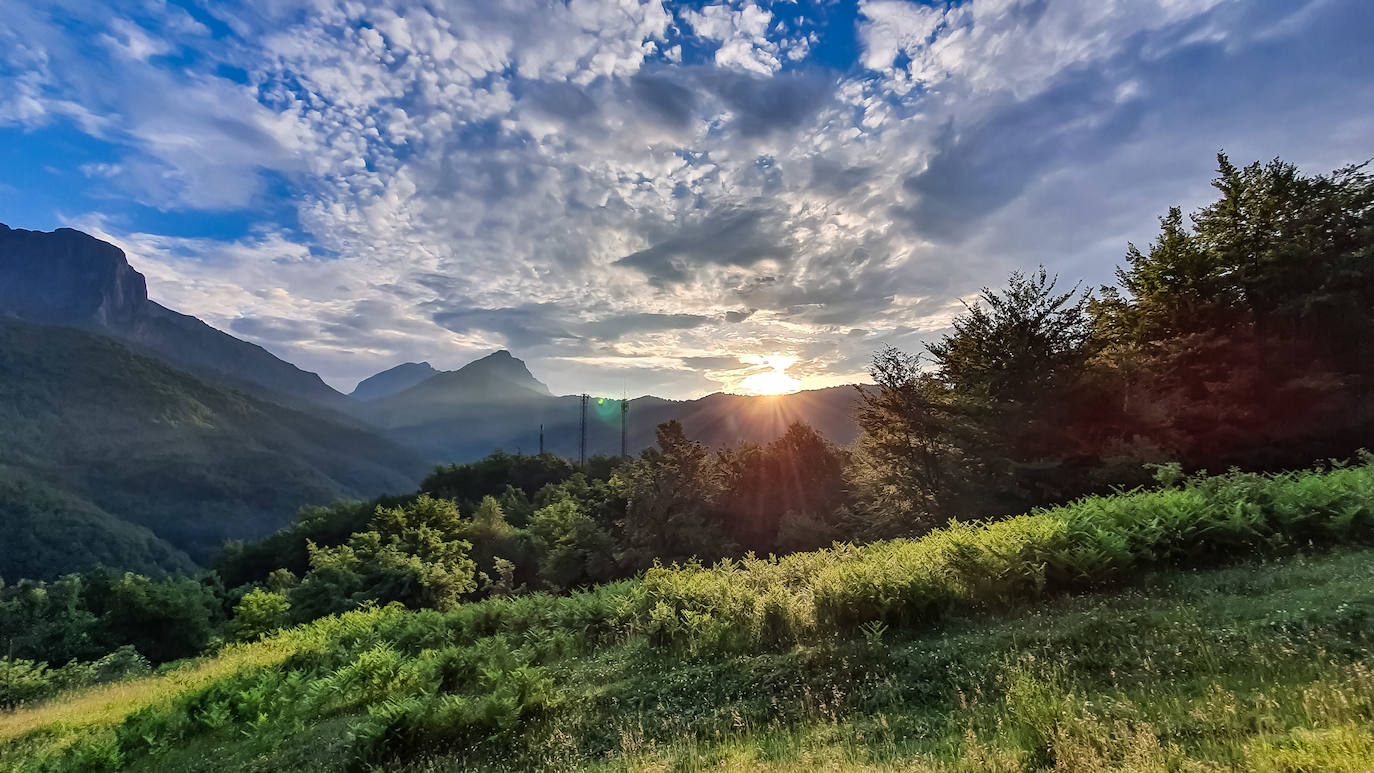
579, 394, 588, 468
620, 399, 628, 458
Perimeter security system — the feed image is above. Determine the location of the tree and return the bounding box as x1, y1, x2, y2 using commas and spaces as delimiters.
0, 575, 99, 663
1088, 153, 1374, 472
81, 571, 220, 663
290, 495, 477, 619
230, 588, 291, 642
529, 497, 619, 589
717, 422, 849, 553
1095, 206, 1234, 346
926, 267, 1091, 407
851, 347, 985, 535
614, 421, 735, 568
422, 451, 577, 512
463, 496, 538, 594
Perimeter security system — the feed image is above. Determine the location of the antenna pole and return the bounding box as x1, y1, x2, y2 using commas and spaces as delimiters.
620, 399, 628, 458
579, 394, 588, 468
539, 424, 544, 455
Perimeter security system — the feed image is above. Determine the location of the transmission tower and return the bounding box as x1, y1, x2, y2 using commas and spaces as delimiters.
620, 399, 629, 458
579, 394, 588, 468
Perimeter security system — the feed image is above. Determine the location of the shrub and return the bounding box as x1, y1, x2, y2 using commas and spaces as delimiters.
230, 589, 291, 642
636, 456, 1374, 650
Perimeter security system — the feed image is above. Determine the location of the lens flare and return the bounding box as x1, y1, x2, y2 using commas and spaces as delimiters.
737, 355, 802, 395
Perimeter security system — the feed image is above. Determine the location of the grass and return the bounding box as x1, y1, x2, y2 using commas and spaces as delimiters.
0, 608, 404, 762
3, 461, 1374, 771
436, 550, 1374, 772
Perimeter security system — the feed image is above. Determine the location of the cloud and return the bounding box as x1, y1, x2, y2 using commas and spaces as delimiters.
614, 206, 792, 285
681, 2, 781, 75
3, 0, 1371, 398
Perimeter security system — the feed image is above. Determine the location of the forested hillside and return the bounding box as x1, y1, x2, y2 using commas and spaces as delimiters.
0, 319, 424, 576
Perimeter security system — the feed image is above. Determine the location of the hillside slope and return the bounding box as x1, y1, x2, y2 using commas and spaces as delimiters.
3, 461, 1372, 771
0, 319, 425, 575
4, 551, 1372, 772
0, 476, 195, 581
0, 224, 347, 409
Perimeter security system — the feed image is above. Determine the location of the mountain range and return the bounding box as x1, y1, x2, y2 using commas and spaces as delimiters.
0, 223, 863, 579
0, 224, 349, 409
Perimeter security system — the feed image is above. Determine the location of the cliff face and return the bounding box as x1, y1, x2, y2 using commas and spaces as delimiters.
0, 224, 346, 407
0, 225, 150, 327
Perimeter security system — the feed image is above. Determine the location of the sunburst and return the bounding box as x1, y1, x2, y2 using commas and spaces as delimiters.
736, 355, 802, 395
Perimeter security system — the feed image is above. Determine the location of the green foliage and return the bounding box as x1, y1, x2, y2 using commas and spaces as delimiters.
80, 571, 222, 665
528, 497, 620, 588
927, 267, 1091, 406
422, 451, 579, 519
716, 422, 850, 553
862, 154, 1374, 535
6, 524, 1374, 771
0, 574, 100, 663
0, 646, 150, 710
0, 658, 55, 709
290, 495, 478, 618
615, 420, 737, 568
636, 457, 1374, 650
0, 476, 195, 582
852, 346, 989, 534
212, 500, 379, 589
0, 319, 423, 578
0, 570, 219, 666
230, 589, 291, 642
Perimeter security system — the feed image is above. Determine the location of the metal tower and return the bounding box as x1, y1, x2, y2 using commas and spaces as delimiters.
579, 394, 588, 468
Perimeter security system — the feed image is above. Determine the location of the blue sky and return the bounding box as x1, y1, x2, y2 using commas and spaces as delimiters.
1, 0, 1371, 397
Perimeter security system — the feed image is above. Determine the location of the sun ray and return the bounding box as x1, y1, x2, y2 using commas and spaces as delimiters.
736, 355, 803, 395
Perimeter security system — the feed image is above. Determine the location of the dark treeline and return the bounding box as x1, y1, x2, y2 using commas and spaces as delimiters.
4, 154, 1372, 704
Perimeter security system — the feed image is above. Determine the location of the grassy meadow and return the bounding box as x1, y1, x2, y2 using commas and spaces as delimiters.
3, 459, 1374, 771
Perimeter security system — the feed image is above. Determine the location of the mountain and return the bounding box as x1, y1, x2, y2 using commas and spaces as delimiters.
0, 318, 426, 579
0, 476, 197, 581
350, 361, 439, 402
358, 350, 553, 428
381, 387, 863, 463
356, 350, 861, 463
0, 224, 347, 408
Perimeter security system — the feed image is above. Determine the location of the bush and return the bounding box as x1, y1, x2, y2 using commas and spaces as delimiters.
0, 645, 149, 709
636, 455, 1374, 650
230, 589, 291, 642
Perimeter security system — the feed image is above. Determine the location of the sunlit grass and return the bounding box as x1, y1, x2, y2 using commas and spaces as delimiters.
0, 604, 402, 765
0, 640, 291, 738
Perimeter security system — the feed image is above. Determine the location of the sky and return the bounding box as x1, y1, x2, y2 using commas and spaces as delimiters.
1, 0, 1371, 398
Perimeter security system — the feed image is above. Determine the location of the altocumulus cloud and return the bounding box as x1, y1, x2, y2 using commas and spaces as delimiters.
1, 0, 1371, 397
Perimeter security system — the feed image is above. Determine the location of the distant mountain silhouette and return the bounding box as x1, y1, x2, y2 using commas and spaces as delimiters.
0, 224, 348, 408
358, 349, 863, 463
358, 350, 554, 428
351, 361, 439, 402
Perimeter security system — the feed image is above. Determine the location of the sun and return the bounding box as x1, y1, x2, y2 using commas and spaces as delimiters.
737, 355, 803, 396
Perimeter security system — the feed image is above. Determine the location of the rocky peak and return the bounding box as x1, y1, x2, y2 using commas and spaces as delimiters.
0, 224, 148, 327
